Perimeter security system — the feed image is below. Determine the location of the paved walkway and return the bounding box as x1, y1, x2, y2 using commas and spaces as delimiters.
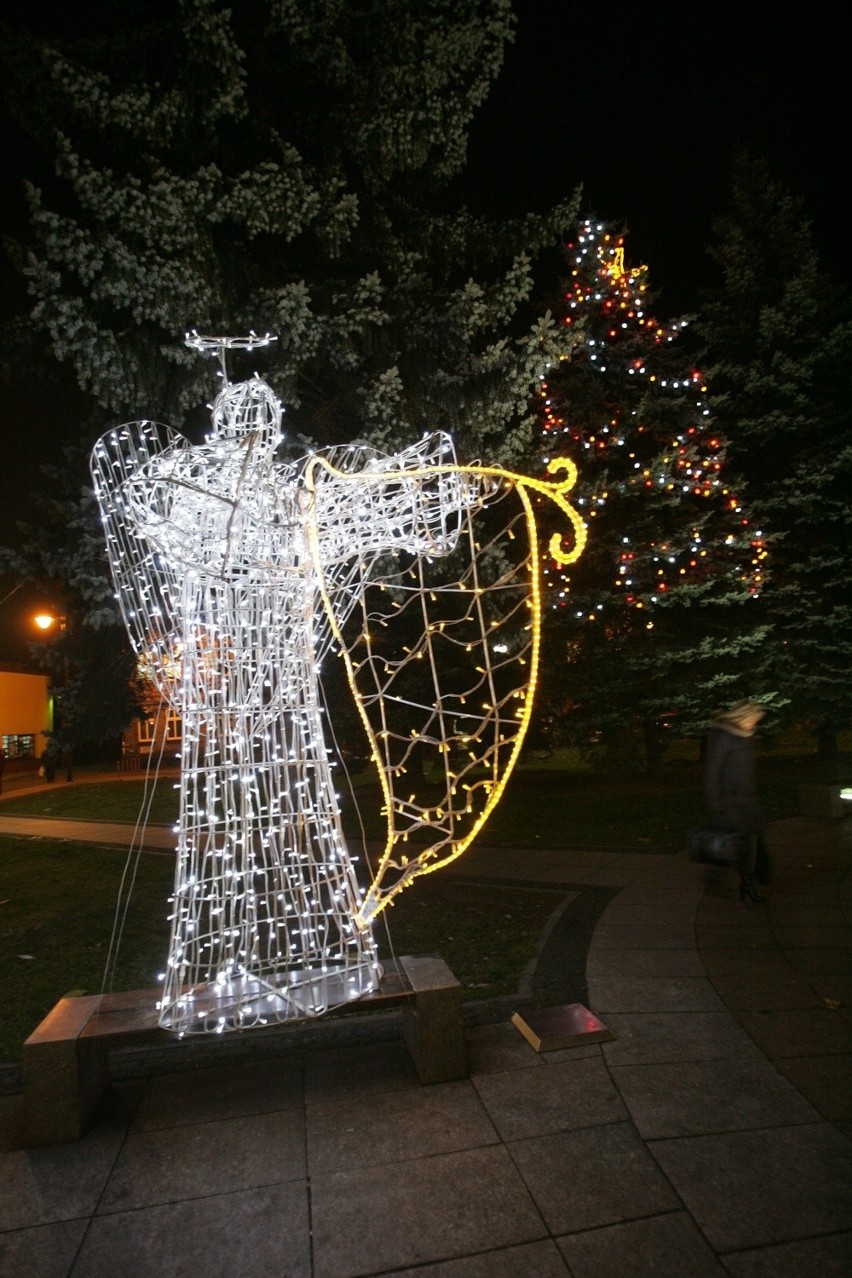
0, 776, 850, 1276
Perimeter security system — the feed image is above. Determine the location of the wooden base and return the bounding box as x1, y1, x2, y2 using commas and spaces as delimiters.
21, 955, 466, 1146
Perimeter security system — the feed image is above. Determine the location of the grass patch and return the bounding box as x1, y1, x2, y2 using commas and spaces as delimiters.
4, 742, 846, 847
0, 775, 180, 825
0, 841, 174, 1064
374, 878, 562, 998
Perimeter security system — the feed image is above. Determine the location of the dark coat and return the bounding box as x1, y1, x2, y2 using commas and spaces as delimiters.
703, 725, 765, 835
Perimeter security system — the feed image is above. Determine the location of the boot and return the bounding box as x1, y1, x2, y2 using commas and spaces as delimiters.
739, 874, 766, 903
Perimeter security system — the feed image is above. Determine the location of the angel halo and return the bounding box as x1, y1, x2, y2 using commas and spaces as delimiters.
90, 333, 586, 1035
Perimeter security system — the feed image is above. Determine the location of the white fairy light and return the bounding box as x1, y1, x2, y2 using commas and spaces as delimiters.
90, 335, 585, 1035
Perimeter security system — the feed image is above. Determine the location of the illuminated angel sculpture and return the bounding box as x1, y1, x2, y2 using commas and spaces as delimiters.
91, 334, 585, 1035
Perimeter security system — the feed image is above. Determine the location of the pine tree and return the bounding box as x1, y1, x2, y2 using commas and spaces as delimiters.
695, 153, 852, 755
533, 218, 771, 772
0, 0, 581, 750
1, 0, 576, 462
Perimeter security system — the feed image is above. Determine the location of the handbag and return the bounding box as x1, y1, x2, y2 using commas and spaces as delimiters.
687, 827, 743, 867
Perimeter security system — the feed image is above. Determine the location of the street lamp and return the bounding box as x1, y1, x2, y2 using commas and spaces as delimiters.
33, 612, 66, 635
31, 612, 71, 768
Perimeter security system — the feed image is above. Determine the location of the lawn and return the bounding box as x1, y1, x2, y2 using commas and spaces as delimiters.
1, 839, 174, 1065
1, 739, 839, 845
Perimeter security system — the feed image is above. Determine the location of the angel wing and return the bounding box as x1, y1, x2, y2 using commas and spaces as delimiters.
90, 421, 190, 705
91, 409, 298, 707
305, 454, 586, 924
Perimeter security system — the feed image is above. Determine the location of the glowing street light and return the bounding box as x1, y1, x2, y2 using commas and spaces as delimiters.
33, 612, 66, 634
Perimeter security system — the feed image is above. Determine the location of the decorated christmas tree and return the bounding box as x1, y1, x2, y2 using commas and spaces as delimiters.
533, 219, 771, 770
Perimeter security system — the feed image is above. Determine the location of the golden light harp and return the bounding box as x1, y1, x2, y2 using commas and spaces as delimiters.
305, 455, 586, 926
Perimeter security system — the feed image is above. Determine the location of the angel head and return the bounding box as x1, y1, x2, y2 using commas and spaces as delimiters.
206, 375, 284, 452
186, 330, 284, 453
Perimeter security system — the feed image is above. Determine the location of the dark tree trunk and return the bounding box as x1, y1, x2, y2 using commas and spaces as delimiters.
642, 716, 664, 780
815, 725, 838, 760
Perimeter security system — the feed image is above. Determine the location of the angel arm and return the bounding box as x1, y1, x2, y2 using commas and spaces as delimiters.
304, 432, 492, 566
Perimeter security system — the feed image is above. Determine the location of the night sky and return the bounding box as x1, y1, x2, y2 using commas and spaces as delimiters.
0, 2, 841, 552
462, 2, 842, 315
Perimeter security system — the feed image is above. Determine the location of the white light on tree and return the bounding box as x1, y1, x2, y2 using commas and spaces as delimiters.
90, 334, 585, 1035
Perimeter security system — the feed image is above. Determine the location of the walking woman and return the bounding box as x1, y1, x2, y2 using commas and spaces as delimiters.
704, 700, 768, 902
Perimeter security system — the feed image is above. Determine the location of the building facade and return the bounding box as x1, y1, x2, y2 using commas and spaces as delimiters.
0, 663, 51, 766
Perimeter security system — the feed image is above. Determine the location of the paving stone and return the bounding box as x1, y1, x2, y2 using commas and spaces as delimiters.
556, 1209, 727, 1276
588, 974, 725, 1014
384, 1238, 570, 1276
0, 1218, 88, 1278
302, 1038, 420, 1103
701, 955, 824, 1011
610, 1055, 820, 1138
74, 1182, 310, 1277
773, 1053, 852, 1124
0, 1118, 127, 1230
781, 948, 852, 979
131, 1055, 304, 1131
596, 902, 698, 926
721, 1230, 852, 1276
574, 866, 649, 887
608, 888, 704, 907
699, 951, 801, 984
536, 1042, 613, 1064
734, 1007, 852, 1057
696, 872, 740, 900
310, 1145, 545, 1277
590, 921, 697, 949
465, 1021, 547, 1075
693, 879, 744, 909
810, 975, 852, 1007
587, 947, 705, 978
770, 876, 844, 902
601, 1012, 762, 1066
694, 923, 776, 950
0, 1094, 24, 1150
307, 1079, 498, 1173
523, 863, 603, 882
772, 925, 852, 950
97, 1107, 306, 1213
766, 904, 848, 927
651, 1122, 852, 1250
472, 1055, 626, 1141
639, 858, 702, 883
508, 1121, 678, 1233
